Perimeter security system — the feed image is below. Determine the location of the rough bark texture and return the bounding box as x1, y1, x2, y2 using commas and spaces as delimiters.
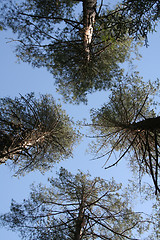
83, 0, 97, 61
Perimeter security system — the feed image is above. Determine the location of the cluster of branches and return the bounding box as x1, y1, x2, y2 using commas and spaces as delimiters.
0, 0, 147, 103
1, 0, 160, 238
0, 93, 78, 175
89, 73, 160, 194
0, 168, 151, 239
0, 0, 160, 102
99, 0, 160, 41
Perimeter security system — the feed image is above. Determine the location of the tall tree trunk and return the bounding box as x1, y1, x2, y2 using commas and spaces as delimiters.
74, 199, 85, 240
83, 0, 97, 62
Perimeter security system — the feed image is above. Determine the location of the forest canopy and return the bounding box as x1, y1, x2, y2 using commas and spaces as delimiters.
0, 168, 151, 239
0, 1, 160, 239
0, 0, 152, 103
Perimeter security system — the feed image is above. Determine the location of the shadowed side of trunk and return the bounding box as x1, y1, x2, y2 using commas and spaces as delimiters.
0, 131, 13, 163
0, 130, 32, 163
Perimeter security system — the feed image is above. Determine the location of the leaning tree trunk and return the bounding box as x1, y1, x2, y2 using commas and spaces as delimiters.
129, 116, 160, 195
106, 116, 160, 194
131, 116, 160, 131
83, 0, 97, 62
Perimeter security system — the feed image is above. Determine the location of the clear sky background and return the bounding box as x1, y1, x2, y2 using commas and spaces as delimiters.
0, 13, 160, 240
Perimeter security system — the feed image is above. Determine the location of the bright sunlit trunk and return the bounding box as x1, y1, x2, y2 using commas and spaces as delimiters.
83, 0, 97, 61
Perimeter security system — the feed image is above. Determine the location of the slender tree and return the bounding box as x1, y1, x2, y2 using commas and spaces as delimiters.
89, 73, 160, 194
0, 167, 150, 239
0, 93, 78, 175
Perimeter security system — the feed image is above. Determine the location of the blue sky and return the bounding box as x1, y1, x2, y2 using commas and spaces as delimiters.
0, 17, 160, 240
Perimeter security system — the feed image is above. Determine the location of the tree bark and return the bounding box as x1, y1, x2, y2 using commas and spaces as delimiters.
74, 196, 85, 240
83, 0, 97, 62
131, 116, 160, 131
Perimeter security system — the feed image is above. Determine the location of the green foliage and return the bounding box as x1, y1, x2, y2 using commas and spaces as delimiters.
1, 1, 159, 103
100, 0, 160, 43
90, 73, 157, 138
0, 0, 144, 103
123, 0, 160, 37
89, 73, 160, 192
54, 36, 136, 104
150, 197, 160, 239
0, 168, 149, 239
0, 93, 78, 175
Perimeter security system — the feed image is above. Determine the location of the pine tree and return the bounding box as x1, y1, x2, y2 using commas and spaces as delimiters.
89, 73, 160, 194
0, 168, 149, 239
0, 93, 78, 175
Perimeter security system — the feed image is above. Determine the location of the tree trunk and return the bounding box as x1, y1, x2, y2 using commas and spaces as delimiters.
83, 0, 97, 62
74, 199, 85, 240
131, 116, 160, 131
